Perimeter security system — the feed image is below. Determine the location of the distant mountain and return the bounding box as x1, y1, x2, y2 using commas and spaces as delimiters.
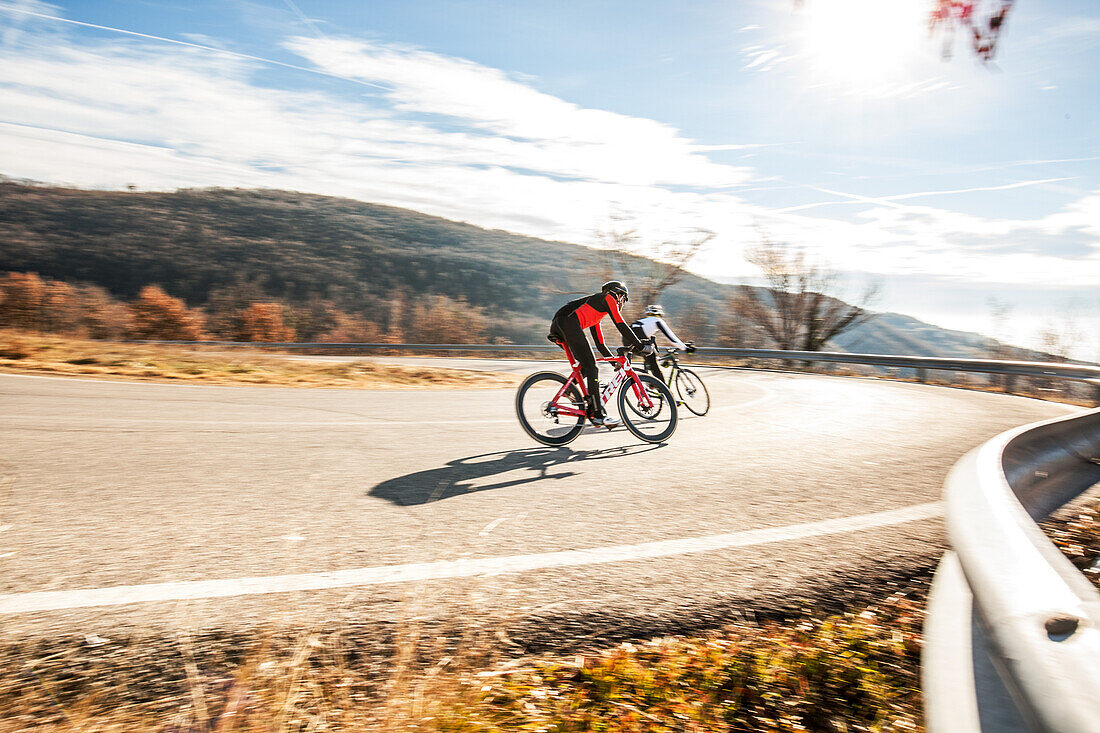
0, 180, 1033, 358
832, 312, 998, 358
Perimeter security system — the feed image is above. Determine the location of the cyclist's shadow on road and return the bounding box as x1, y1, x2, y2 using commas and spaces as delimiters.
368, 443, 662, 506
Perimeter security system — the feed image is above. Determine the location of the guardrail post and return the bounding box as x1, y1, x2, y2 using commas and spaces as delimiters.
916, 368, 927, 383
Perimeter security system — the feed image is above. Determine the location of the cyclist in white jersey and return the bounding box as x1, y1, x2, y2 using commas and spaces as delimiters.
630, 304, 694, 384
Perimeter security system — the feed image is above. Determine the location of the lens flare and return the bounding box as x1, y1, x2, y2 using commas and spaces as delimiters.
800, 0, 929, 94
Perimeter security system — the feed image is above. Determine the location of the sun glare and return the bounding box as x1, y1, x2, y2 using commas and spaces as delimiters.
800, 0, 930, 94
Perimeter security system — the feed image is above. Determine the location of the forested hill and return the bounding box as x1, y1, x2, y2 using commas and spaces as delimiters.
0, 180, 999, 356
0, 181, 743, 343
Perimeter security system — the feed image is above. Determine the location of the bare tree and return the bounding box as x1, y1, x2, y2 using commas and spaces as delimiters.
738, 233, 880, 353
985, 297, 1017, 360
1033, 310, 1084, 397
676, 300, 714, 343
408, 295, 488, 344
985, 297, 1019, 392
590, 215, 715, 309
718, 292, 768, 348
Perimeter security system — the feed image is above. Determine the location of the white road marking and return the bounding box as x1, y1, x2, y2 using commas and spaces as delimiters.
0, 502, 942, 614
708, 378, 774, 414
478, 517, 508, 536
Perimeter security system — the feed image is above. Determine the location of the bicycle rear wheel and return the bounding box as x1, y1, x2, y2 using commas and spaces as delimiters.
675, 367, 710, 416
515, 371, 586, 446
618, 373, 677, 443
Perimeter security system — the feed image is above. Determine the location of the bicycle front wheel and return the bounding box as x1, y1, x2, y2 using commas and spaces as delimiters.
675, 367, 710, 416
515, 371, 586, 446
618, 373, 677, 443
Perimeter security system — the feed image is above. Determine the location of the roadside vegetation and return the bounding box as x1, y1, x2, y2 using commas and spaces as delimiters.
0, 330, 517, 388
1043, 493, 1100, 593
0, 270, 491, 345
2, 261, 1093, 402
2, 580, 930, 733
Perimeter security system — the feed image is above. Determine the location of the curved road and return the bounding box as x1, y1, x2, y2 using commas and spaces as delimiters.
0, 364, 1075, 647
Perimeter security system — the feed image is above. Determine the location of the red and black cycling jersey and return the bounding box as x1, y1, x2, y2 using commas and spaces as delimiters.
552, 292, 644, 354
555, 292, 626, 329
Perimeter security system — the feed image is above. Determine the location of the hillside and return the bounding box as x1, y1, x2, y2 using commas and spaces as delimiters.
0, 180, 1007, 356
0, 181, 743, 343
831, 312, 997, 358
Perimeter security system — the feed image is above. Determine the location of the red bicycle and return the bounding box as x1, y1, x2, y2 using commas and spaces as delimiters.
515, 342, 678, 446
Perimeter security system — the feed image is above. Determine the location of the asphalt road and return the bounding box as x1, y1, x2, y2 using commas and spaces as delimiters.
0, 364, 1076, 647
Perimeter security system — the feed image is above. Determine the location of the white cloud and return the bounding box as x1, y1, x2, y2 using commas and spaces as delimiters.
283, 36, 753, 188
0, 10, 1096, 300
0, 19, 756, 240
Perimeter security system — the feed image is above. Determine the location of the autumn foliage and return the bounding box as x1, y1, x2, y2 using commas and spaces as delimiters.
0, 272, 44, 330
409, 295, 487, 344
236, 302, 293, 342
0, 272, 131, 337
127, 285, 205, 340
1, 270, 497, 345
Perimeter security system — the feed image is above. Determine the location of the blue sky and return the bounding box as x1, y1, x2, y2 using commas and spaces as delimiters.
1, 0, 1098, 356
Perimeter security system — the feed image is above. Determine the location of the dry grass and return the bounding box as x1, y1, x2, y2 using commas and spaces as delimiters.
0, 330, 518, 389
1042, 493, 1100, 593
1, 580, 930, 733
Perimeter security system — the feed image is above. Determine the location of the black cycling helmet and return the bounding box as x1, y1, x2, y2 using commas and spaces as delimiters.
601, 280, 629, 302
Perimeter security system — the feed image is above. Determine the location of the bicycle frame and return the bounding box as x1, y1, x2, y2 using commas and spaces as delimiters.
658, 349, 681, 383
549, 341, 657, 420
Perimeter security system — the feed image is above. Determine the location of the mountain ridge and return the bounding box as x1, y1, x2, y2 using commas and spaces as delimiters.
0, 180, 1030, 359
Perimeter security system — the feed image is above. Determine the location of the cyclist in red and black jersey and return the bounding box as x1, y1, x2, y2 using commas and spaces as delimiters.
549, 280, 653, 426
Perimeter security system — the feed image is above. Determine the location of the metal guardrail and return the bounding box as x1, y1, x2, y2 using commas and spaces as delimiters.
923, 408, 1100, 732
131, 340, 565, 352
130, 341, 1100, 403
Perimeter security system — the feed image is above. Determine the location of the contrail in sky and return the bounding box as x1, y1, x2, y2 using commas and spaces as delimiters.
0, 4, 391, 91
283, 0, 327, 40
776, 177, 1073, 213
